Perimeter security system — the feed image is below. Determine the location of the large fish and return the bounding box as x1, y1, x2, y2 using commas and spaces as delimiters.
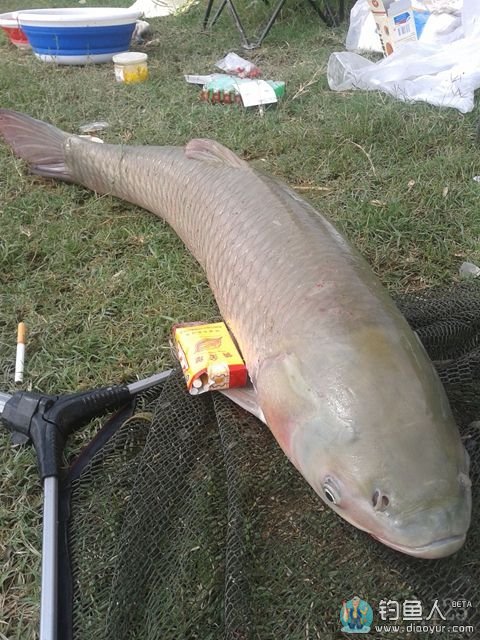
0, 109, 471, 558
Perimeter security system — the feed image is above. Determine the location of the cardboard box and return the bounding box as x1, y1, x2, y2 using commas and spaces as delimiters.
368, 0, 417, 56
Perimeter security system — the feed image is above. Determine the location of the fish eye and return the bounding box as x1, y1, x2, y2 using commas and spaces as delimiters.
324, 487, 336, 503
323, 477, 341, 505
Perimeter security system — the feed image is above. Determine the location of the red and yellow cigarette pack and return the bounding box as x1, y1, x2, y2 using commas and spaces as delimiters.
173, 322, 247, 395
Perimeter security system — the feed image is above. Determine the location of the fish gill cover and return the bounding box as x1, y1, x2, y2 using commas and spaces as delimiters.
63, 280, 480, 640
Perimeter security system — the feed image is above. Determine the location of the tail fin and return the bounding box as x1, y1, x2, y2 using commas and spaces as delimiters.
0, 109, 74, 181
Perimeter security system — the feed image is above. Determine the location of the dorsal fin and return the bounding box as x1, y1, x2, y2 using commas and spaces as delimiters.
185, 138, 250, 170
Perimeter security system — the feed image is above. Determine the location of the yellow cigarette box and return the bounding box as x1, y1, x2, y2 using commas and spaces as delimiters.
173, 322, 247, 395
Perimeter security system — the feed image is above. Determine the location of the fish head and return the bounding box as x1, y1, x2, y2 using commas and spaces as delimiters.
254, 331, 472, 559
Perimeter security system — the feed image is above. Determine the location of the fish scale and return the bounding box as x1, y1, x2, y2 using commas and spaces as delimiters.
65, 140, 343, 364
0, 109, 472, 558
65, 137, 449, 376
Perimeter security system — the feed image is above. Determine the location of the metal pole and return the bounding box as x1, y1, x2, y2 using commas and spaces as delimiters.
0, 368, 174, 640
248, 0, 288, 49
203, 0, 216, 29
40, 476, 58, 640
127, 369, 173, 395
210, 0, 227, 28
224, 0, 251, 49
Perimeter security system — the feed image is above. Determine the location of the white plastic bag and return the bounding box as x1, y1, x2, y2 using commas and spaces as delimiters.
329, 1, 480, 112
462, 0, 480, 37
345, 0, 462, 52
345, 0, 382, 52
129, 0, 188, 17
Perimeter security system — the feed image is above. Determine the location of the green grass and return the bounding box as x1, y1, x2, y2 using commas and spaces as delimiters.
1, 0, 480, 637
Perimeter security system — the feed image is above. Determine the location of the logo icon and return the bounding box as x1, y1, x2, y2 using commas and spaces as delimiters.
340, 596, 373, 634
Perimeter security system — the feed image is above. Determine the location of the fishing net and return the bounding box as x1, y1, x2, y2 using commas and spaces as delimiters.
61, 280, 480, 640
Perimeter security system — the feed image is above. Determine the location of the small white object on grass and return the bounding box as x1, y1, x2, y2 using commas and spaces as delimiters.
132, 19, 152, 43
79, 121, 109, 134
459, 262, 480, 278
15, 322, 26, 384
78, 135, 104, 143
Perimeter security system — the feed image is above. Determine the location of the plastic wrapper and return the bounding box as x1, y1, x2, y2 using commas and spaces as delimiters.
215, 52, 261, 78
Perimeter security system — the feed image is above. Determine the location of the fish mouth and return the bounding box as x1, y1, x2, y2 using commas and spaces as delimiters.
371, 533, 466, 559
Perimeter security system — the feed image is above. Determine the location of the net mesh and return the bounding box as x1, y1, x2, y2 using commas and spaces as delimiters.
66, 281, 480, 639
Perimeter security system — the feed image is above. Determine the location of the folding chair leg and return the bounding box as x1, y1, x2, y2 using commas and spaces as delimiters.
224, 0, 251, 48
203, 0, 216, 29
211, 0, 228, 28
203, 0, 344, 49
248, 0, 338, 49
246, 0, 287, 49
204, 0, 231, 29
324, 0, 340, 26
204, 0, 251, 46
305, 0, 337, 27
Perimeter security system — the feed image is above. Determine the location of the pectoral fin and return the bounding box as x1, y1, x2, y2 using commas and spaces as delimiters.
219, 385, 266, 423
